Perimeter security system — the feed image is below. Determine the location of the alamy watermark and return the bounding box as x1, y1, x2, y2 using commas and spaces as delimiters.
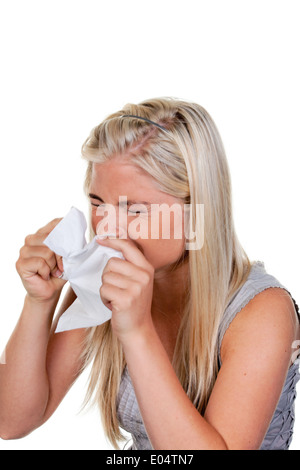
95, 196, 205, 251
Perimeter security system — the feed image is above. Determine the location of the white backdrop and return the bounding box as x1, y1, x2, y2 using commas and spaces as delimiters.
0, 0, 299, 450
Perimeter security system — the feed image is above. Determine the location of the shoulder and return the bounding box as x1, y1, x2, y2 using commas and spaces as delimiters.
221, 287, 299, 364
205, 287, 299, 449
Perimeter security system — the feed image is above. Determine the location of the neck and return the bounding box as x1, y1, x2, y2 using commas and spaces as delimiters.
151, 258, 189, 321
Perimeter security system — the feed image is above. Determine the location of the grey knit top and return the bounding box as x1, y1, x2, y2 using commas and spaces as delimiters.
116, 261, 300, 450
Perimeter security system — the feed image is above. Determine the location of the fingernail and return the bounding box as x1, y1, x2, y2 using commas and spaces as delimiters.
97, 237, 107, 243
53, 269, 63, 278
97, 232, 117, 239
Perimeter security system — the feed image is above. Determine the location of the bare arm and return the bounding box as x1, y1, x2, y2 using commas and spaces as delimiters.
42, 288, 86, 424
0, 220, 87, 440
122, 288, 299, 450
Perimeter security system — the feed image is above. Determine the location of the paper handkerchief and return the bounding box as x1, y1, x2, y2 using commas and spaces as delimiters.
43, 207, 124, 333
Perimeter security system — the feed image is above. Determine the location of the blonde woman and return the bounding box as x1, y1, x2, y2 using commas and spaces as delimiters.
0, 97, 299, 450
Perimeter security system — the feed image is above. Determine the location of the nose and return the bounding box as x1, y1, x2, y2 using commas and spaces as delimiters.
95, 205, 128, 239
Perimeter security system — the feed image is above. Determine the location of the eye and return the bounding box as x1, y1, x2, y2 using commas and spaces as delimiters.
128, 204, 148, 215
89, 193, 105, 208
128, 209, 141, 215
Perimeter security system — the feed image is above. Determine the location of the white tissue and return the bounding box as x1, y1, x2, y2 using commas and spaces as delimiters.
43, 207, 125, 333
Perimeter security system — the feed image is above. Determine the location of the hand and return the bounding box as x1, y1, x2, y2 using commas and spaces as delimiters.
16, 218, 67, 304
97, 237, 155, 343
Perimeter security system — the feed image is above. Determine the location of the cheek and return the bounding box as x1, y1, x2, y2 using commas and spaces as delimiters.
127, 209, 186, 268
91, 208, 186, 269
91, 211, 98, 234
138, 238, 186, 269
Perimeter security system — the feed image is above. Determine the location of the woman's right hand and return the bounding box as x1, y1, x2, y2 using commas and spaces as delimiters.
16, 218, 67, 303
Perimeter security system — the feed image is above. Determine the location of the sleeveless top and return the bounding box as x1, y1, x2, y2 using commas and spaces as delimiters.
116, 261, 300, 450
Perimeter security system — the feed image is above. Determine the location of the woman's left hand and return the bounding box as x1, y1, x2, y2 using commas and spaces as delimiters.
97, 237, 155, 343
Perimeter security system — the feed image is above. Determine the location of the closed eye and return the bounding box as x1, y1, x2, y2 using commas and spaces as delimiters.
128, 210, 141, 215
91, 202, 103, 207
127, 204, 148, 215
89, 193, 150, 214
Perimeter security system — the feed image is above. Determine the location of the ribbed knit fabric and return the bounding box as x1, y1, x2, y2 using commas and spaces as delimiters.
116, 261, 300, 450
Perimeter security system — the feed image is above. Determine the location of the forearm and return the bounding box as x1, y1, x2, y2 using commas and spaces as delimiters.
122, 326, 227, 450
0, 294, 59, 438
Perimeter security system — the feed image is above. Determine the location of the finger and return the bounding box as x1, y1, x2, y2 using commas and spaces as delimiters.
21, 245, 56, 266
102, 257, 141, 279
24, 232, 64, 274
97, 237, 152, 271
55, 254, 64, 273
18, 257, 51, 281
23, 219, 62, 247
20, 245, 63, 277
25, 228, 60, 247
36, 218, 63, 235
100, 283, 124, 310
24, 233, 47, 246
102, 271, 131, 290
23, 219, 63, 245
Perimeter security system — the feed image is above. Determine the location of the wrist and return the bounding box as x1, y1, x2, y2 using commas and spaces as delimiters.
24, 292, 60, 315
118, 320, 158, 350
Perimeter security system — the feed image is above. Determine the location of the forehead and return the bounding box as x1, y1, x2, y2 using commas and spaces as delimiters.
90, 160, 162, 198
91, 159, 147, 181
89, 159, 184, 207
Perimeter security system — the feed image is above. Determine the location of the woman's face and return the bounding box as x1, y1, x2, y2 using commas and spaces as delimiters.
89, 159, 186, 270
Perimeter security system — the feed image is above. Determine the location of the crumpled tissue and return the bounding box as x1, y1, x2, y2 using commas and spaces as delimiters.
43, 207, 124, 333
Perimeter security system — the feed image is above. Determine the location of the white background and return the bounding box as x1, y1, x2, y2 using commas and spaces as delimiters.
0, 0, 299, 450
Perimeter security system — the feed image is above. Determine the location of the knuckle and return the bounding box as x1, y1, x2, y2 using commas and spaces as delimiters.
148, 263, 155, 275
19, 245, 27, 258
49, 218, 63, 230
44, 247, 55, 262
36, 218, 61, 235
35, 226, 44, 235
131, 282, 142, 296
38, 257, 48, 272
50, 218, 62, 228
140, 270, 151, 285
24, 234, 33, 245
15, 258, 21, 273
107, 258, 116, 269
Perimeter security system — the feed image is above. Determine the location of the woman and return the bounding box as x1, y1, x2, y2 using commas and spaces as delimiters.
0, 97, 299, 450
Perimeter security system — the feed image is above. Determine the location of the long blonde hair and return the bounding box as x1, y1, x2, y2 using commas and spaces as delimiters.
80, 97, 252, 448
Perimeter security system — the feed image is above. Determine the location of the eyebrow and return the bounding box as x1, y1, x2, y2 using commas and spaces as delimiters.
88, 193, 150, 205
